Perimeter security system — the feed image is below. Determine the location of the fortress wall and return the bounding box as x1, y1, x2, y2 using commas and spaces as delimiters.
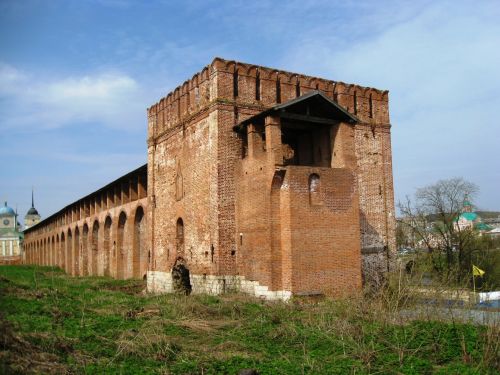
23, 166, 149, 280
24, 58, 396, 295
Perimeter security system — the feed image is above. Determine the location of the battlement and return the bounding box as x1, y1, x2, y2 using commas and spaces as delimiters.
23, 57, 395, 297
148, 58, 390, 135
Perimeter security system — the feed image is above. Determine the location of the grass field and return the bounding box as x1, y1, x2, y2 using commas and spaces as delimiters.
0, 266, 498, 374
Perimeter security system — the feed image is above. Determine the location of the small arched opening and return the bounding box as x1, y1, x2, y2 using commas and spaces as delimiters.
117, 212, 127, 279
56, 234, 60, 269
82, 224, 89, 276
51, 236, 55, 266
60, 232, 66, 270
133, 206, 145, 279
74, 227, 80, 276
176, 218, 184, 257
42, 238, 46, 266
66, 229, 72, 275
103, 216, 112, 277
309, 173, 322, 206
91, 220, 99, 276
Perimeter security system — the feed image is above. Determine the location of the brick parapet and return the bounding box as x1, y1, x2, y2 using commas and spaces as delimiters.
23, 165, 149, 280
147, 58, 390, 142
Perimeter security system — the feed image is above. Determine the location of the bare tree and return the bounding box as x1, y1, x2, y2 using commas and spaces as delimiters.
398, 177, 479, 282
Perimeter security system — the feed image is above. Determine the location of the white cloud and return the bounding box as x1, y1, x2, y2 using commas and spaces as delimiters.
278, 0, 500, 209
0, 63, 26, 88
0, 65, 146, 131
45, 74, 137, 101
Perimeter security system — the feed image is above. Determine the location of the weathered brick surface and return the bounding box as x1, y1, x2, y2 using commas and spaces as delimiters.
149, 112, 219, 278
0, 256, 22, 265
23, 166, 149, 280
147, 58, 395, 297
24, 58, 396, 297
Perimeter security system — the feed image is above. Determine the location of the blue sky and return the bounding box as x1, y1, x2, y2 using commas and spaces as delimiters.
1, 0, 499, 220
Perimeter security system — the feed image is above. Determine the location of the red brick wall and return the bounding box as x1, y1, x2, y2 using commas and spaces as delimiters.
23, 167, 149, 280
216, 104, 241, 275
24, 198, 148, 279
234, 115, 362, 296
148, 111, 220, 277
0, 256, 22, 265
284, 167, 362, 295
146, 58, 395, 295
235, 163, 362, 296
25, 58, 395, 296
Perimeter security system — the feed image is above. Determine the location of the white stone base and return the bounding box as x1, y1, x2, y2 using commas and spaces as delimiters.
147, 271, 174, 293
146, 271, 292, 301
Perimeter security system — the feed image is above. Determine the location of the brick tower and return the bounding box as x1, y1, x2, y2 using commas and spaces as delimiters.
146, 58, 396, 299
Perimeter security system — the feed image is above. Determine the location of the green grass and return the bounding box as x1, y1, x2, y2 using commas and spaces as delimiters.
0, 266, 498, 374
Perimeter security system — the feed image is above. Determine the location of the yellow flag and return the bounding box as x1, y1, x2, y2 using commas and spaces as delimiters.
472, 265, 485, 277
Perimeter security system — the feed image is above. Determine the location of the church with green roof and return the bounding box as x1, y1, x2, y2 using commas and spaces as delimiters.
454, 199, 492, 232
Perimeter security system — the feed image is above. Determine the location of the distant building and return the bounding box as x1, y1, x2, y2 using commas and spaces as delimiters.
483, 215, 500, 230
486, 227, 500, 238
481, 213, 500, 237
454, 199, 492, 232
24, 190, 41, 230
0, 202, 23, 259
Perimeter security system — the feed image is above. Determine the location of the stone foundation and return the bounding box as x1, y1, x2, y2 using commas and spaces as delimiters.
0, 255, 22, 265
147, 271, 292, 301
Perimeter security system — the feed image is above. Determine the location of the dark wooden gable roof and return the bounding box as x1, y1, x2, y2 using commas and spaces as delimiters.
233, 90, 358, 133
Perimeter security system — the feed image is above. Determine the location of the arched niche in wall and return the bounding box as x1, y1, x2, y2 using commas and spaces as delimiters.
117, 212, 127, 279
309, 173, 322, 206
91, 220, 99, 276
176, 218, 184, 257
133, 206, 145, 279
103, 216, 112, 277
82, 223, 89, 276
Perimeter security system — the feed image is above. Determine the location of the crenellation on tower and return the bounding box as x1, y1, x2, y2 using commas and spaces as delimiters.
147, 58, 390, 135
23, 58, 396, 299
